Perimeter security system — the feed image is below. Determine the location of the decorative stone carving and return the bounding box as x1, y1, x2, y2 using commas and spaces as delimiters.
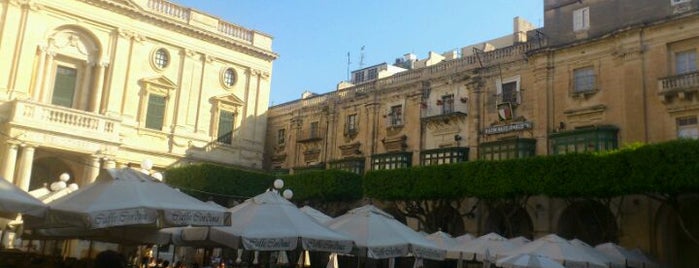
382, 135, 407, 152
339, 142, 361, 157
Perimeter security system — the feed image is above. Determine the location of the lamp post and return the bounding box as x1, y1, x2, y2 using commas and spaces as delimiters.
140, 159, 163, 181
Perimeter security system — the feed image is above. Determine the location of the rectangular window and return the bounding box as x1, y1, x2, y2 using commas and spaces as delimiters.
550, 126, 619, 155
573, 7, 590, 31
353, 72, 365, 83
441, 94, 455, 114
367, 68, 378, 80
500, 82, 518, 104
52, 66, 78, 108
216, 110, 234, 144
574, 66, 596, 93
479, 138, 536, 160
677, 116, 698, 139
372, 152, 412, 170
346, 114, 358, 134
277, 129, 286, 145
310, 121, 319, 138
421, 147, 468, 166
145, 94, 166, 130
389, 105, 403, 126
675, 50, 697, 75
329, 158, 365, 174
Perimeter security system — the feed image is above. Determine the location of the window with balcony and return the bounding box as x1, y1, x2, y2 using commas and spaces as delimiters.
574, 66, 596, 94
479, 138, 536, 160
573, 7, 590, 32
389, 105, 403, 126
677, 116, 698, 139
441, 94, 455, 114
145, 94, 166, 130
372, 152, 412, 170
52, 65, 78, 108
550, 126, 619, 155
421, 147, 468, 166
675, 50, 697, 75
216, 110, 235, 144
346, 114, 358, 135
277, 128, 286, 145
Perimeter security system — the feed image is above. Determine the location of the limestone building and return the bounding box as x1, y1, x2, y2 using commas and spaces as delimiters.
265, 1, 699, 266
0, 0, 276, 190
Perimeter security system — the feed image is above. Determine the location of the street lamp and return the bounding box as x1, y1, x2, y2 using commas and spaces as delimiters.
140, 159, 163, 181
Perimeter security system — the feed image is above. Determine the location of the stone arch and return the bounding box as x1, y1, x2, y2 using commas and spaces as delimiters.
653, 195, 699, 267
557, 200, 617, 246
483, 204, 533, 238
46, 24, 101, 63
35, 25, 105, 110
29, 156, 75, 191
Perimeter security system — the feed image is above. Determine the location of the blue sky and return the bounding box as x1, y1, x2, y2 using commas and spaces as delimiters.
173, 1, 544, 106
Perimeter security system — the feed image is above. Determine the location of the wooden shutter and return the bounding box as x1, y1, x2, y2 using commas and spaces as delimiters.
145, 94, 166, 130
52, 66, 77, 108
217, 110, 234, 142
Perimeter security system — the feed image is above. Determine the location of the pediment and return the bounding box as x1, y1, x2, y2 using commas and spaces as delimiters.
140, 76, 177, 89
211, 94, 245, 106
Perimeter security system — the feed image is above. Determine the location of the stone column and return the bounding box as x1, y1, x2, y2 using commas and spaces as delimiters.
1, 143, 19, 182
79, 62, 94, 110
90, 62, 107, 113
83, 156, 101, 185
103, 158, 116, 169
32, 46, 47, 101
15, 145, 35, 191
40, 52, 55, 103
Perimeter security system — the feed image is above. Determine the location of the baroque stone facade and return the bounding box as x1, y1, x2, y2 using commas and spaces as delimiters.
265, 2, 699, 266
0, 0, 275, 196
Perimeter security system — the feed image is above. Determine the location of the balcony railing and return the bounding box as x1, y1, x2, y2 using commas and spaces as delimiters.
421, 101, 468, 118
146, 0, 191, 21
296, 130, 324, 142
658, 71, 699, 95
7, 100, 121, 143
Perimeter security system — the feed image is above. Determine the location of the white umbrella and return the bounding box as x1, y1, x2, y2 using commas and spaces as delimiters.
459, 232, 518, 261
0, 177, 47, 218
300, 205, 333, 224
425, 231, 464, 259
503, 234, 610, 268
496, 253, 565, 268
29, 168, 230, 229
569, 239, 614, 267
595, 242, 657, 268
455, 233, 475, 243
326, 205, 446, 260
508, 236, 531, 247
181, 191, 354, 253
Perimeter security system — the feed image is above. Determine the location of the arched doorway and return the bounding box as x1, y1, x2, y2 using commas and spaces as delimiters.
484, 204, 533, 239
557, 200, 617, 246
655, 195, 699, 267
30, 156, 74, 191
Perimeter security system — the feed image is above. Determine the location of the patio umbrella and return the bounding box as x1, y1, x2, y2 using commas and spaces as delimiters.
459, 232, 518, 262
595, 242, 657, 268
300, 205, 333, 224
502, 234, 610, 268
326, 204, 446, 260
495, 253, 565, 268
508, 236, 531, 247
569, 239, 614, 267
0, 177, 47, 218
180, 191, 354, 253
27, 168, 231, 230
455, 233, 475, 243
425, 231, 464, 259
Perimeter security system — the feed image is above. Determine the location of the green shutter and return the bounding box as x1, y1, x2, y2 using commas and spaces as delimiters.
52, 66, 77, 108
145, 95, 166, 130
217, 110, 234, 141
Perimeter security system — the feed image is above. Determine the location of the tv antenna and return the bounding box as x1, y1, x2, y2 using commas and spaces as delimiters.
346, 52, 351, 81
359, 45, 365, 68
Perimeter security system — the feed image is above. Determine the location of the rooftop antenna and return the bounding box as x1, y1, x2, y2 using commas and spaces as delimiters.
359, 45, 365, 68
346, 51, 351, 81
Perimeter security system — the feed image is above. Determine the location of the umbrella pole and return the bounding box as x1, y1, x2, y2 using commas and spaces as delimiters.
88, 240, 94, 259
171, 245, 177, 264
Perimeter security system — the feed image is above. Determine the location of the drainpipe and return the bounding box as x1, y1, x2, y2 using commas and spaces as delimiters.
640, 27, 649, 143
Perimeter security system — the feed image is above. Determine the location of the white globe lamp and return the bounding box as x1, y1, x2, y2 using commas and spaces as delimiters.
273, 179, 284, 190
282, 189, 293, 200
